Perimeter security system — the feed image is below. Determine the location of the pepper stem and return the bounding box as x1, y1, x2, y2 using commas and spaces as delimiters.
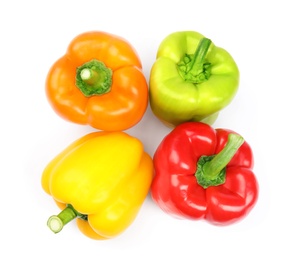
195, 133, 244, 189
80, 68, 100, 85
47, 204, 87, 234
177, 38, 212, 83
76, 59, 112, 97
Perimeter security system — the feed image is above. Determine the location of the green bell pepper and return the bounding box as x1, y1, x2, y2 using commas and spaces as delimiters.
149, 31, 240, 127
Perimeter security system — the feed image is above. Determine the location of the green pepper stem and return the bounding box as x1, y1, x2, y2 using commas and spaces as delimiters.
47, 204, 87, 234
195, 133, 244, 188
188, 38, 211, 76
177, 38, 212, 83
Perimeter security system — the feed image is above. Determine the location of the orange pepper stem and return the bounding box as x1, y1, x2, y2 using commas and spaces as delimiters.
76, 59, 113, 97
47, 204, 87, 234
80, 68, 100, 85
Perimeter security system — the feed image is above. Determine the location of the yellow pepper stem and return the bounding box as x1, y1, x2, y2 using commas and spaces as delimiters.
47, 204, 87, 234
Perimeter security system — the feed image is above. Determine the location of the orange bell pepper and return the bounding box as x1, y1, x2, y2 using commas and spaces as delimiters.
45, 31, 148, 131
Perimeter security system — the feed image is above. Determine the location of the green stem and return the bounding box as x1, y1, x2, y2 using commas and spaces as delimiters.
195, 133, 244, 189
177, 38, 212, 83
80, 68, 100, 85
47, 204, 87, 234
76, 59, 112, 97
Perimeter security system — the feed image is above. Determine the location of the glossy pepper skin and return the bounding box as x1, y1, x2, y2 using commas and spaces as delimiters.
149, 31, 239, 127
41, 131, 153, 239
151, 122, 259, 225
46, 31, 148, 131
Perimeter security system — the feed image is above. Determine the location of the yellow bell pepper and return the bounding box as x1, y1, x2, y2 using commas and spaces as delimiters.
41, 131, 153, 240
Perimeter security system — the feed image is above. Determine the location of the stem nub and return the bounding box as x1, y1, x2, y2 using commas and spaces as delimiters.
47, 216, 64, 233
76, 59, 112, 97
47, 204, 87, 234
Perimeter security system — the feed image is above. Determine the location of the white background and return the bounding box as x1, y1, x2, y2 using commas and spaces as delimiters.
0, 0, 280, 259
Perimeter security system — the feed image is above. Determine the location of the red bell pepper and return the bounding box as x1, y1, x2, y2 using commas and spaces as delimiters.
151, 122, 259, 225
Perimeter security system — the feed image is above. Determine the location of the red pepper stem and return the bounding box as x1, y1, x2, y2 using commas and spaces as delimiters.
203, 133, 244, 179
47, 204, 87, 234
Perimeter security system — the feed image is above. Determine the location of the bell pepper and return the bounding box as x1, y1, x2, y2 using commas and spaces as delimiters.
149, 31, 239, 127
41, 131, 153, 239
45, 31, 148, 131
151, 122, 259, 225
